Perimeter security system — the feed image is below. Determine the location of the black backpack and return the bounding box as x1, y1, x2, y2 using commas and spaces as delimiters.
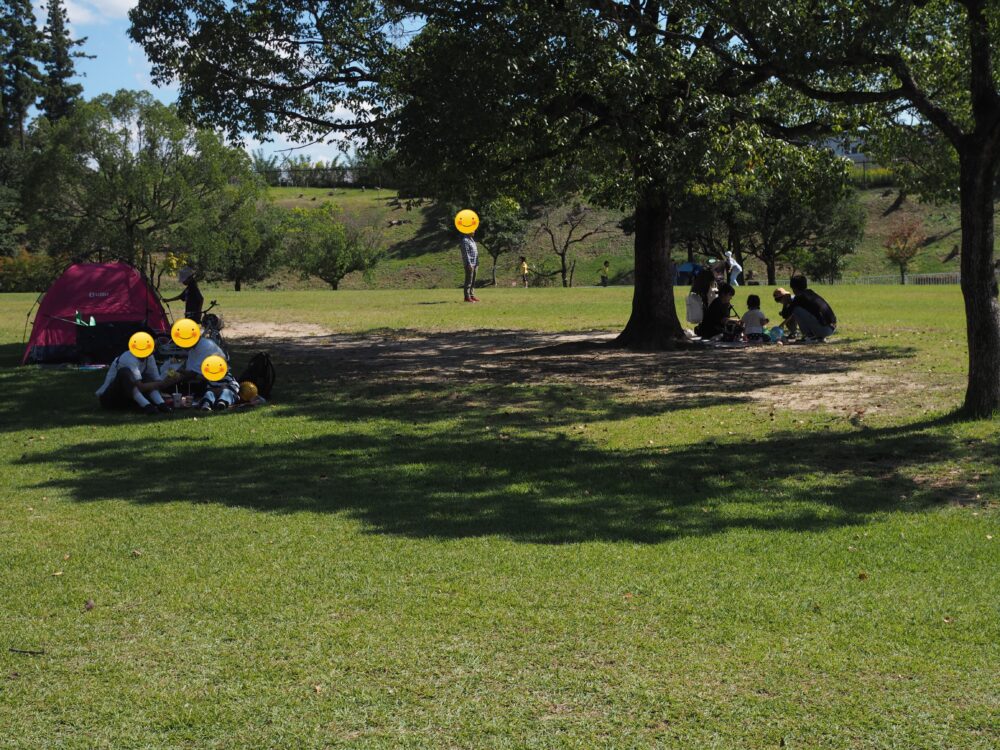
238, 352, 276, 399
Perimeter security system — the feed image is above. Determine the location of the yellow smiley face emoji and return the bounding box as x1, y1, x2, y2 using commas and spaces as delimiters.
171, 318, 201, 348
128, 331, 155, 358
201, 354, 228, 382
454, 209, 479, 234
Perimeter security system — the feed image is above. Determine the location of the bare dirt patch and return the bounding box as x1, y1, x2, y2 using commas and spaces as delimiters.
225, 321, 332, 339
226, 322, 934, 414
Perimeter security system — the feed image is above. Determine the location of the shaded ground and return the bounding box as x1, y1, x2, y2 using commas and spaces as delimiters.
226, 321, 937, 415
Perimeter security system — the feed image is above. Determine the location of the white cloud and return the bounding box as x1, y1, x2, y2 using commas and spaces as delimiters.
63, 0, 136, 26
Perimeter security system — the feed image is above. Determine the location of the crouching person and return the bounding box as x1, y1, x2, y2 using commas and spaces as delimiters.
182, 337, 238, 411
96, 332, 172, 415
785, 275, 837, 342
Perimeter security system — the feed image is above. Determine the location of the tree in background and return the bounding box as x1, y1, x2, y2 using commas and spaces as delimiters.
0, 146, 25, 256
884, 218, 926, 285
185, 197, 285, 292
708, 0, 1000, 415
128, 1, 752, 350
736, 144, 864, 285
672, 133, 864, 284
24, 90, 266, 279
286, 202, 384, 289
537, 203, 617, 288
479, 196, 529, 287
250, 149, 282, 186
39, 0, 88, 122
378, 2, 750, 347
0, 0, 41, 148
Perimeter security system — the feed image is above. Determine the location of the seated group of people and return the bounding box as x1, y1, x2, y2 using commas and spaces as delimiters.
692, 274, 837, 343
95, 330, 237, 415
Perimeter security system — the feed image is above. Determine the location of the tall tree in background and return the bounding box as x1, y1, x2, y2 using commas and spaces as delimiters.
39, 0, 88, 122
128, 1, 751, 350
380, 2, 741, 348
24, 90, 267, 278
708, 0, 1000, 415
0, 0, 41, 148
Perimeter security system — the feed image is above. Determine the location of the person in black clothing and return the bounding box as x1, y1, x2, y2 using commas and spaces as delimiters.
695, 283, 736, 339
163, 267, 204, 323
783, 275, 837, 341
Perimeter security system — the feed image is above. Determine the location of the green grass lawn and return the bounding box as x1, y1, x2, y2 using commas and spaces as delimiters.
1, 286, 997, 749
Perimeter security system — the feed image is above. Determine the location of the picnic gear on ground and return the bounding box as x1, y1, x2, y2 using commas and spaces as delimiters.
239, 381, 259, 402
96, 351, 167, 410
23, 262, 169, 365
238, 353, 275, 399
675, 261, 702, 285
722, 317, 745, 342
686, 292, 705, 324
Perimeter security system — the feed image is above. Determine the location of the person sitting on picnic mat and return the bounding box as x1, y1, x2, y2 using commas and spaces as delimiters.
180, 335, 239, 411
695, 283, 737, 339
96, 333, 173, 415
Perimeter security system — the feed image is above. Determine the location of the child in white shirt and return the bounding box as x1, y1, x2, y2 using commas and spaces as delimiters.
741, 294, 769, 342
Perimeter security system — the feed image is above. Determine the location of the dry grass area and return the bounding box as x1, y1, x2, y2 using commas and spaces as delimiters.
226, 322, 953, 417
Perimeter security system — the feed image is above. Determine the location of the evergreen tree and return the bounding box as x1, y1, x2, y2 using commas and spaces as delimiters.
0, 0, 41, 148
39, 0, 87, 122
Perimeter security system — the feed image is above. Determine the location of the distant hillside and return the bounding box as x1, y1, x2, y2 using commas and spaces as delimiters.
264, 187, 964, 290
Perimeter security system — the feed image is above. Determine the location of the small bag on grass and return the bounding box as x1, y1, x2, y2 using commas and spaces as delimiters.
722, 317, 744, 343
238, 352, 276, 399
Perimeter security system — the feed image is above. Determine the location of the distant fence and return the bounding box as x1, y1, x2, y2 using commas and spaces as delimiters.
255, 166, 397, 189
832, 272, 960, 285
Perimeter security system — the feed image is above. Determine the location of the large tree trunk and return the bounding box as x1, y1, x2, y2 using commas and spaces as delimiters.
615, 187, 685, 349
958, 148, 1000, 417
766, 259, 777, 285
490, 255, 498, 286
559, 252, 569, 287
234, 277, 242, 291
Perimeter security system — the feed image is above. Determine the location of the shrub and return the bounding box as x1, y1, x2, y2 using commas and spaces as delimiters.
0, 251, 58, 292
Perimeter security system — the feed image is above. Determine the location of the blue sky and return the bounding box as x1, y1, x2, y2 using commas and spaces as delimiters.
56, 0, 350, 162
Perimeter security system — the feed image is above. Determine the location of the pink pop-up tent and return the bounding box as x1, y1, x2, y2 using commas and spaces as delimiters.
22, 262, 169, 365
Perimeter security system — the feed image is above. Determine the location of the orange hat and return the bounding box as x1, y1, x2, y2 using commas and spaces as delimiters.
773, 287, 791, 301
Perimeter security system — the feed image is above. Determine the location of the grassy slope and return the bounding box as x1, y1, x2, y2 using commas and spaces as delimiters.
1, 287, 997, 749
264, 188, 962, 291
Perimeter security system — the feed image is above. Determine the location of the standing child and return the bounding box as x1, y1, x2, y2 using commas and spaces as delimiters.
519, 256, 529, 287
600, 260, 610, 287
741, 294, 769, 342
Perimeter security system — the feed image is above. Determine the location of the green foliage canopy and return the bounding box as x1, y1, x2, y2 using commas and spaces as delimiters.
24, 90, 268, 280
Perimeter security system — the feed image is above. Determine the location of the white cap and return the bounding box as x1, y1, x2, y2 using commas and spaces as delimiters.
178, 267, 194, 283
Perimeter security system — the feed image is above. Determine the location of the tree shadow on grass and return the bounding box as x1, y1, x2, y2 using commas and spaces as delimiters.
0, 342, 25, 369
16, 376, 988, 543
389, 202, 455, 260
0, 328, 921, 434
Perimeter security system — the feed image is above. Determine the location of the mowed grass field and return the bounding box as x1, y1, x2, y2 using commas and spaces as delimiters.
1, 286, 997, 749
